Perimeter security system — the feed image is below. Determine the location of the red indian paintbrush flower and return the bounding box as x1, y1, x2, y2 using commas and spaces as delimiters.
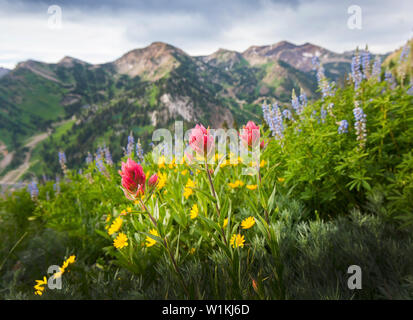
119, 158, 146, 200
188, 124, 215, 160
240, 121, 260, 148
148, 173, 158, 188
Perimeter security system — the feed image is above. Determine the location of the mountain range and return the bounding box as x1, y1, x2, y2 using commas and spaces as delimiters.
0, 40, 393, 180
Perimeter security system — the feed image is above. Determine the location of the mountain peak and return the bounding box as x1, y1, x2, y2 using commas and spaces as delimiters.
58, 56, 88, 67
113, 42, 187, 80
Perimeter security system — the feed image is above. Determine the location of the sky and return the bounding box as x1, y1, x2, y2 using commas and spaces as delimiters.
0, 0, 412, 69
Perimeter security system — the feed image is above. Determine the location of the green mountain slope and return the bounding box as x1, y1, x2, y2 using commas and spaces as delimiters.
0, 41, 372, 179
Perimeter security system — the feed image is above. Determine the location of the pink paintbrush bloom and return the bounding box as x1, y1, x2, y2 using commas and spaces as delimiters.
240, 121, 260, 148
189, 124, 215, 160
119, 158, 146, 200
148, 173, 158, 188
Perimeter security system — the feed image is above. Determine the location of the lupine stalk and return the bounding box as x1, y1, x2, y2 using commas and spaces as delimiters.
136, 140, 144, 163
337, 120, 349, 134
125, 133, 134, 157
85, 152, 93, 164
361, 49, 370, 79
351, 52, 362, 90
28, 181, 39, 200
353, 102, 367, 148
58, 151, 68, 175
372, 56, 382, 80
104, 146, 113, 166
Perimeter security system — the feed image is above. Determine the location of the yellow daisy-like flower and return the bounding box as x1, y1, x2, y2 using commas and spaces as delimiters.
157, 172, 167, 190
35, 276, 47, 286
181, 169, 188, 176
260, 160, 267, 168
184, 178, 196, 199
228, 181, 239, 189
127, 207, 132, 213
220, 159, 231, 168
246, 184, 258, 190
114, 232, 128, 249
168, 157, 176, 169
190, 204, 199, 219
66, 255, 76, 264
230, 234, 245, 248
108, 217, 123, 235
145, 229, 159, 247
105, 214, 111, 223
228, 180, 244, 189
61, 260, 69, 270
215, 153, 224, 162
241, 216, 255, 229
222, 218, 228, 228
34, 276, 48, 295
157, 156, 166, 168
278, 177, 285, 183
59, 254, 76, 276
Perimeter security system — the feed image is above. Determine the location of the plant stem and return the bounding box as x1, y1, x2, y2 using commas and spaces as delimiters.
140, 198, 190, 297
205, 159, 227, 244
139, 198, 157, 227
163, 237, 191, 298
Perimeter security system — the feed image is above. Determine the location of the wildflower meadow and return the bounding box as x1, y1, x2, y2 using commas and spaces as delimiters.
1, 46, 413, 300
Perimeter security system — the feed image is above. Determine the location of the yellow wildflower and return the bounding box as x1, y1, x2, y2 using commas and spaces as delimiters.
241, 217, 255, 229
114, 232, 128, 249
220, 159, 230, 168
157, 172, 167, 190
260, 160, 267, 168
278, 177, 285, 183
246, 184, 258, 190
222, 218, 228, 228
190, 204, 199, 219
189, 248, 196, 254
108, 217, 123, 235
34, 276, 48, 295
157, 156, 166, 168
66, 255, 76, 264
120, 209, 127, 216
127, 207, 132, 213
184, 178, 196, 199
168, 157, 176, 169
230, 234, 245, 248
215, 153, 224, 162
146, 229, 159, 247
228, 181, 239, 189
181, 169, 188, 176
228, 180, 244, 189
35, 276, 47, 286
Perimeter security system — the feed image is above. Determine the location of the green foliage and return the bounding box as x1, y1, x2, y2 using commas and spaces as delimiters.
265, 77, 413, 219
0, 50, 413, 300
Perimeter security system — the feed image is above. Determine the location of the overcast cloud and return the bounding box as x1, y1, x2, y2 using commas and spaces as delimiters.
0, 0, 412, 68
